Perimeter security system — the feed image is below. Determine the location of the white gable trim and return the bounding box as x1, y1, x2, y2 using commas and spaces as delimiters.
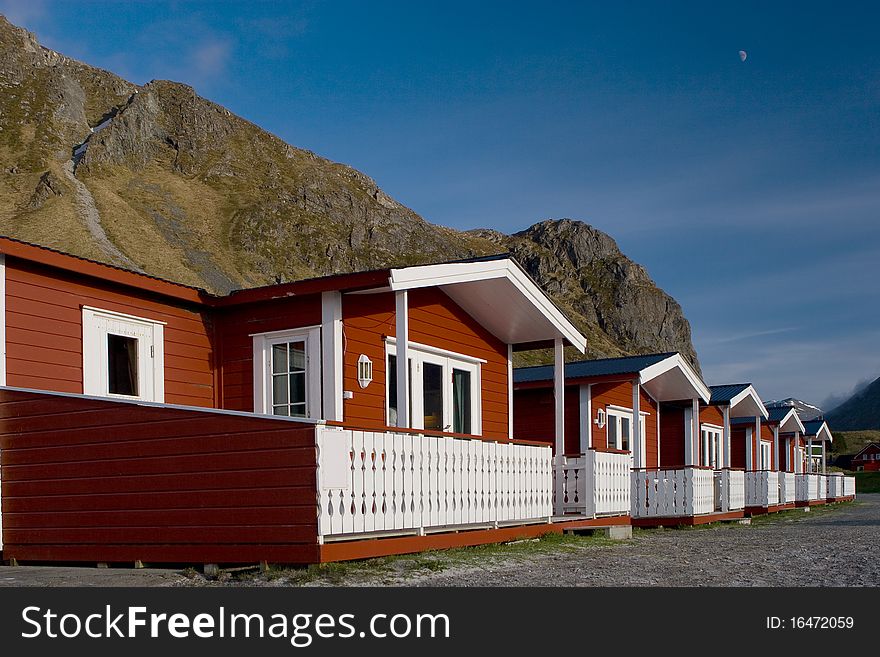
729, 384, 769, 419
639, 353, 710, 403
387, 259, 586, 352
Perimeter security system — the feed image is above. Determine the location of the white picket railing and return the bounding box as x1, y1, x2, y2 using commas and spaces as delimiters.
826, 473, 844, 499
555, 450, 631, 517
817, 474, 827, 501
779, 471, 796, 504
795, 473, 822, 502
714, 469, 745, 512
632, 467, 715, 519
316, 426, 553, 539
745, 471, 780, 508
843, 476, 856, 497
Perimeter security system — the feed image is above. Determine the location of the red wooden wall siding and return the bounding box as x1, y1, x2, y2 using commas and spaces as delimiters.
659, 404, 686, 468
215, 295, 322, 412
730, 427, 747, 469
341, 292, 396, 428
0, 388, 320, 564
511, 386, 579, 453
407, 288, 510, 441
5, 257, 215, 407
512, 381, 658, 465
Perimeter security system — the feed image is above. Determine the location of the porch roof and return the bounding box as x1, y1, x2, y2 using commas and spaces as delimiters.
709, 383, 768, 419
514, 352, 710, 403
802, 419, 833, 443
734, 406, 806, 433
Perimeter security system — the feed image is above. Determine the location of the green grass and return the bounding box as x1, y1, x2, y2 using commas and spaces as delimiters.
853, 471, 880, 493
232, 531, 621, 586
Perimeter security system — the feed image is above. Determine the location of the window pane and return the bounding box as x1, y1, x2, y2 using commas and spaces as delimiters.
290, 371, 306, 405
272, 344, 287, 374
289, 402, 306, 418
621, 416, 630, 452
273, 374, 289, 406
108, 334, 138, 396
273, 405, 289, 417
289, 342, 306, 372
423, 362, 443, 430
607, 414, 618, 449
453, 369, 471, 434
388, 354, 397, 425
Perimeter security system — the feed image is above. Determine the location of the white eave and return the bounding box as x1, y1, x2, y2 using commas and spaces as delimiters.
388, 259, 587, 352
638, 353, 711, 403
806, 421, 833, 443
728, 385, 769, 419
777, 407, 807, 434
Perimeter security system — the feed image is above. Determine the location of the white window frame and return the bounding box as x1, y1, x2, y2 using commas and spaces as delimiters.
385, 339, 482, 435
760, 441, 772, 470
700, 423, 724, 469
605, 405, 649, 453
82, 306, 166, 402
252, 326, 322, 419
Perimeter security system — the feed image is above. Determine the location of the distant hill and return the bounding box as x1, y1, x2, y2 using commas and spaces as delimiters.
826, 376, 880, 431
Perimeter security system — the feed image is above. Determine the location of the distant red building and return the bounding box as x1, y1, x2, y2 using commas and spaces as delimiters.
852, 443, 880, 472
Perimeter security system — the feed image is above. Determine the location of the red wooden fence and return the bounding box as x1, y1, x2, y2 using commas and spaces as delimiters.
0, 388, 320, 564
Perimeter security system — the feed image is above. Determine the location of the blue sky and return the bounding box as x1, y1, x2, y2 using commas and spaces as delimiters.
4, 1, 879, 408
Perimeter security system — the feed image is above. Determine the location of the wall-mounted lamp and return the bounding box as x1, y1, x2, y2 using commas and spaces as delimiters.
357, 354, 373, 389
594, 407, 606, 429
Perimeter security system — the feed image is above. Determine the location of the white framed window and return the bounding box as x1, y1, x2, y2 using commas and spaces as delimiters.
252, 326, 321, 418
700, 424, 723, 469
605, 405, 648, 453
385, 340, 482, 435
760, 441, 772, 470
82, 307, 165, 402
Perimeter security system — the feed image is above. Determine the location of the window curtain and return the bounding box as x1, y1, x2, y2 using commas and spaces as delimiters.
124, 336, 138, 395
452, 369, 471, 434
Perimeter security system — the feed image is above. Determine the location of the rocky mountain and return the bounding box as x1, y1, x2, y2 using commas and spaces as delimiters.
764, 398, 825, 422
826, 377, 880, 431
0, 15, 700, 371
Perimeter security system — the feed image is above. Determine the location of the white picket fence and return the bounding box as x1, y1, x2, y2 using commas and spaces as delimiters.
779, 471, 796, 504
843, 476, 856, 497
632, 467, 715, 519
826, 473, 844, 499
316, 426, 553, 539
556, 450, 630, 517
714, 469, 745, 512
745, 471, 780, 508
795, 473, 823, 502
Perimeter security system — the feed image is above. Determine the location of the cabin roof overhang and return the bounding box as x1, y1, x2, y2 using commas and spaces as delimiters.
638, 353, 710, 404
726, 384, 769, 419
775, 407, 807, 434
803, 420, 833, 443
387, 258, 586, 352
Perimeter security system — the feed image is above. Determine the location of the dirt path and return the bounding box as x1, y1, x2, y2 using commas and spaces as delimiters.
1, 496, 875, 587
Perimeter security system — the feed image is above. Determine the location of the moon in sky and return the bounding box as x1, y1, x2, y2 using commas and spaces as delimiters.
739, 50, 748, 62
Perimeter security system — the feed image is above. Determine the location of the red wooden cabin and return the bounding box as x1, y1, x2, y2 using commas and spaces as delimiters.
852, 443, 880, 472
0, 236, 604, 565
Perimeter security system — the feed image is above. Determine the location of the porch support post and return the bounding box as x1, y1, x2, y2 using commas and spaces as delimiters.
553, 338, 565, 458
321, 291, 344, 422
395, 290, 410, 429
507, 344, 514, 440
807, 437, 814, 474
692, 397, 700, 467
821, 441, 826, 474
579, 384, 591, 452
632, 380, 642, 468
684, 405, 694, 466
755, 416, 762, 469
794, 431, 801, 473
722, 405, 731, 469
772, 425, 780, 472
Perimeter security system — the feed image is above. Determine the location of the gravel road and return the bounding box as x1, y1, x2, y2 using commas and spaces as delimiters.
1, 495, 875, 587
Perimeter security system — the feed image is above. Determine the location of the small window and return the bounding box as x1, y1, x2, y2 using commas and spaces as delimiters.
252, 327, 321, 418
82, 307, 165, 402
387, 354, 412, 427
452, 368, 472, 434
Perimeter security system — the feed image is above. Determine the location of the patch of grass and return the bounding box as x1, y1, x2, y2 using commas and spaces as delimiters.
237, 531, 621, 586
747, 501, 854, 526
853, 471, 880, 493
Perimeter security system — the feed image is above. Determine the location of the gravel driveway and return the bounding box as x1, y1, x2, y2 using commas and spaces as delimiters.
1, 495, 876, 587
